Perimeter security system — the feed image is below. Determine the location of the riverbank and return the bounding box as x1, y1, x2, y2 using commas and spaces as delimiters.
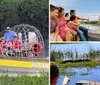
81, 21, 99, 25
52, 60, 100, 68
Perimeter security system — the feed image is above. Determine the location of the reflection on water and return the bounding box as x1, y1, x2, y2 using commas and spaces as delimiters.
57, 66, 100, 85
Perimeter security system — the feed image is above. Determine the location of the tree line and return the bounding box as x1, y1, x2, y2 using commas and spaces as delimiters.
0, 0, 49, 40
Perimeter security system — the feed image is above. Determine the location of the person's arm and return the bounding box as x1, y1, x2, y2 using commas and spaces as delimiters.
12, 31, 17, 37
77, 16, 88, 20
54, 26, 59, 41
10, 42, 12, 48
14, 33, 17, 37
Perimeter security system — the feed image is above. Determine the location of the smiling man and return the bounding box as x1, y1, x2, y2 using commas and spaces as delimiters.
50, 4, 62, 41
4, 27, 17, 41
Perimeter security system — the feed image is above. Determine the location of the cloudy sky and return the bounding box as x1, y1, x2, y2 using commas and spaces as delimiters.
51, 43, 100, 55
50, 0, 100, 20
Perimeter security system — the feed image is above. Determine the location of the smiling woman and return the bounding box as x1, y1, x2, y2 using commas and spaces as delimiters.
50, 0, 100, 41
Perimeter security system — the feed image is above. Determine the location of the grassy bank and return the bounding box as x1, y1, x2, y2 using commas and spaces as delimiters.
81, 21, 99, 25
0, 73, 48, 85
52, 60, 100, 68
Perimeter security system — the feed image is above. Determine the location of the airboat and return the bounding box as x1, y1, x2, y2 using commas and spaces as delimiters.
0, 24, 45, 58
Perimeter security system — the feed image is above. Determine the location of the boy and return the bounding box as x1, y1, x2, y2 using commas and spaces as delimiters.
50, 63, 70, 85
50, 4, 62, 41
70, 10, 88, 41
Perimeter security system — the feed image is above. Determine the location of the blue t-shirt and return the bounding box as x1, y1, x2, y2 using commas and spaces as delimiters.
4, 31, 16, 41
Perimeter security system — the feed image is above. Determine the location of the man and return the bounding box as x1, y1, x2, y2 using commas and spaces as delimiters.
70, 10, 88, 41
4, 27, 17, 41
50, 63, 70, 85
50, 4, 62, 41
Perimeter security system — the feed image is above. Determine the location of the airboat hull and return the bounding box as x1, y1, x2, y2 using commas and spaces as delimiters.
76, 80, 100, 85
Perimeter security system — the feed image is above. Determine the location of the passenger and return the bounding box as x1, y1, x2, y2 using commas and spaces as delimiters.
0, 38, 4, 54
67, 15, 87, 41
70, 10, 88, 41
4, 27, 17, 42
57, 7, 75, 41
1, 37, 5, 44
65, 13, 70, 22
12, 36, 21, 56
50, 4, 62, 41
4, 37, 12, 56
50, 63, 70, 85
65, 13, 77, 41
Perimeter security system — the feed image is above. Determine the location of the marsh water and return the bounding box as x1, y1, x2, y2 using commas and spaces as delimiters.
57, 66, 100, 85
81, 24, 100, 30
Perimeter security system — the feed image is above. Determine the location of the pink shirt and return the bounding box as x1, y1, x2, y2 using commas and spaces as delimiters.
0, 42, 4, 51
12, 40, 21, 49
5, 42, 12, 47
67, 21, 78, 31
59, 16, 66, 27
67, 21, 74, 29
59, 16, 69, 32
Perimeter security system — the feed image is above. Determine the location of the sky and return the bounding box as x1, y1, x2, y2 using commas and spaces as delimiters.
50, 43, 100, 55
50, 0, 100, 21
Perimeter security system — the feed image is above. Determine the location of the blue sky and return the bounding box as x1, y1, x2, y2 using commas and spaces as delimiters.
50, 0, 100, 20
50, 43, 100, 55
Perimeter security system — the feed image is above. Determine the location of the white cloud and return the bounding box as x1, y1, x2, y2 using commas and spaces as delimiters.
50, 0, 77, 8
50, 0, 100, 21
78, 13, 100, 21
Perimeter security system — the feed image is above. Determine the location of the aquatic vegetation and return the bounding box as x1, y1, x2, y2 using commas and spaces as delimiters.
51, 47, 100, 61
60, 68, 77, 76
81, 21, 99, 25
0, 72, 48, 85
53, 61, 100, 68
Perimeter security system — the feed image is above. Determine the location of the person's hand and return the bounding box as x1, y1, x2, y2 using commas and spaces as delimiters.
62, 76, 70, 85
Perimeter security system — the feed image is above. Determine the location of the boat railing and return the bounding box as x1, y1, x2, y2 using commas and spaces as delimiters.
0, 39, 42, 58
80, 15, 100, 32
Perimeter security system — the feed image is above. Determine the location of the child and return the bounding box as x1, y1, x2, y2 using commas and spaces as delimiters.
65, 13, 70, 22
50, 63, 70, 85
70, 9, 88, 41
4, 37, 12, 56
59, 16, 77, 41
12, 36, 21, 56
0, 38, 4, 54
67, 15, 86, 41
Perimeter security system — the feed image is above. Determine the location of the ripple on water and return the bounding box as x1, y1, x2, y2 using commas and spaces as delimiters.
57, 66, 100, 85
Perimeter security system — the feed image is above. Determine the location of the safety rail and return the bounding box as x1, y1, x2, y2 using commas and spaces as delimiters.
0, 41, 42, 58
81, 15, 100, 31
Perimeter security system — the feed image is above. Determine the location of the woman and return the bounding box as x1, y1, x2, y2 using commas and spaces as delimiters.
57, 7, 74, 41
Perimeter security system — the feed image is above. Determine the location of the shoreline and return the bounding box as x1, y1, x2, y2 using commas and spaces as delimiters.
52, 60, 100, 68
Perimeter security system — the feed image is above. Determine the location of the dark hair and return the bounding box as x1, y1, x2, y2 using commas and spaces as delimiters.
50, 4, 58, 12
50, 63, 59, 84
70, 9, 76, 15
65, 13, 69, 17
58, 7, 64, 13
66, 20, 70, 23
70, 15, 76, 21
